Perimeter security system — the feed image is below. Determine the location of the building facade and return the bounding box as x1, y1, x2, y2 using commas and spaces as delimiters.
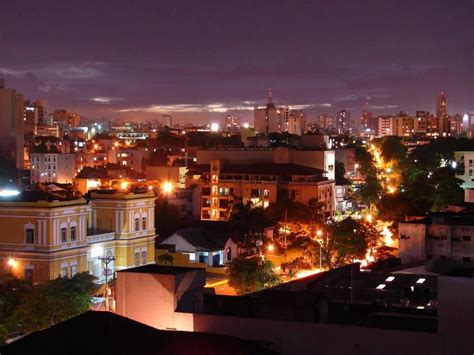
0, 190, 156, 283
190, 160, 335, 221
30, 153, 76, 184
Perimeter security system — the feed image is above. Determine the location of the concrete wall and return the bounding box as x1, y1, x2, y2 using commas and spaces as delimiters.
192, 313, 443, 355
438, 276, 474, 355
398, 223, 427, 263
115, 269, 204, 330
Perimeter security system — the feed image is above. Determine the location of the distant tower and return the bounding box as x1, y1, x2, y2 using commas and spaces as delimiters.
336, 109, 350, 134
267, 88, 273, 105
436, 92, 448, 118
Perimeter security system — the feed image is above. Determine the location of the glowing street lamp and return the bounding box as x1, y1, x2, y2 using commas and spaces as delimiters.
267, 244, 274, 252
162, 181, 173, 194
7, 258, 16, 268
120, 181, 128, 190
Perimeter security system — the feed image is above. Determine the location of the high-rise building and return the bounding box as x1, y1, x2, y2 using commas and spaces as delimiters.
254, 89, 288, 134
53, 109, 68, 124
360, 102, 373, 130
317, 115, 333, 130
224, 115, 241, 132
68, 113, 81, 128
24, 101, 39, 135
377, 116, 394, 136
0, 79, 24, 170
287, 110, 306, 135
336, 110, 350, 134
436, 92, 447, 118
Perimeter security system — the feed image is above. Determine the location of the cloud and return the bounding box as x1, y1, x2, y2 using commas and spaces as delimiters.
90, 96, 124, 104
0, 62, 104, 80
117, 101, 332, 114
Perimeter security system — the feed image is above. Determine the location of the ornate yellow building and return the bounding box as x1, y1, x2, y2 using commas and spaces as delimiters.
0, 190, 156, 283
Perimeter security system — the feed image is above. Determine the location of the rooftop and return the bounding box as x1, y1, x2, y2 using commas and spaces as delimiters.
117, 264, 203, 275
192, 163, 326, 176
1, 311, 274, 355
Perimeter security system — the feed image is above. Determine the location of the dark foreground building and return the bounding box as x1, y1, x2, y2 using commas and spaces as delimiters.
1, 311, 274, 355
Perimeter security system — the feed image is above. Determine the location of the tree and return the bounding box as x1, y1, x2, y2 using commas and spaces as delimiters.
155, 196, 181, 240
380, 136, 407, 163
284, 237, 320, 269
13, 273, 95, 334
357, 172, 383, 207
335, 161, 350, 185
229, 202, 267, 249
431, 167, 464, 211
327, 218, 368, 268
0, 272, 95, 343
229, 257, 280, 295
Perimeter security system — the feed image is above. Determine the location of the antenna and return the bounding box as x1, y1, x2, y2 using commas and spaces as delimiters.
268, 88, 273, 104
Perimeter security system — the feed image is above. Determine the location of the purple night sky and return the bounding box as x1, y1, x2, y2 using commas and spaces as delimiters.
1, 0, 473, 124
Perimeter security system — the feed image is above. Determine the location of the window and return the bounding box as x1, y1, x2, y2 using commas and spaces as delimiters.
70, 226, 76, 241
134, 251, 140, 266
463, 235, 471, 242
25, 228, 34, 244
61, 227, 67, 242
71, 264, 78, 277
60, 264, 68, 278
134, 218, 140, 231
141, 250, 147, 264
142, 217, 147, 230
24, 267, 34, 283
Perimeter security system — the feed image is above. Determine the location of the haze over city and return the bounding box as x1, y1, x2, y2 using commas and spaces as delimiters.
1, 0, 473, 123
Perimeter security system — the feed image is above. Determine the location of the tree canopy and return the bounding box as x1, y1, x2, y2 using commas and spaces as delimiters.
0, 272, 95, 344
229, 257, 280, 295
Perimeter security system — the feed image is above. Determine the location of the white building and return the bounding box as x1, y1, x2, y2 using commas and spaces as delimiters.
398, 214, 474, 264
30, 153, 76, 184
377, 116, 394, 136
454, 151, 474, 189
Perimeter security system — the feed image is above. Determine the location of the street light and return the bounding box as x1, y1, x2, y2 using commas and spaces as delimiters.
162, 181, 173, 194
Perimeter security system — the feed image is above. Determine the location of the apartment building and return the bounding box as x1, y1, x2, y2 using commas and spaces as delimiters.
189, 160, 335, 221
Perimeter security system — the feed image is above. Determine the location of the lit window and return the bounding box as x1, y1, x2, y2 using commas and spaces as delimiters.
60, 264, 68, 278
385, 276, 395, 282
376, 284, 386, 290
25, 228, 34, 244
416, 278, 426, 284
71, 264, 78, 277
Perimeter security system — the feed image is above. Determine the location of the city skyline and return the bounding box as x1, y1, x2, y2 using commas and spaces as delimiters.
1, 0, 473, 123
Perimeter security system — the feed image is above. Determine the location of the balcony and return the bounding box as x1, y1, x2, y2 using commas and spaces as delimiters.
87, 228, 115, 244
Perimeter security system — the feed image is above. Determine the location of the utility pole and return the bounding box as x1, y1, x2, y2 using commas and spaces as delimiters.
98, 255, 115, 311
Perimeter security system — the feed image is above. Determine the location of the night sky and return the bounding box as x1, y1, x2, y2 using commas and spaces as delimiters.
1, 0, 473, 124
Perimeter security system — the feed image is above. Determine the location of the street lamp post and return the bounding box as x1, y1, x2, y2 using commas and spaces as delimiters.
98, 255, 115, 312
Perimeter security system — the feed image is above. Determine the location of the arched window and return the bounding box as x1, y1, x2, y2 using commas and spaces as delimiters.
141, 250, 147, 265
61, 228, 67, 242
70, 226, 77, 241
134, 218, 140, 231
227, 247, 232, 262
25, 228, 35, 244
24, 265, 34, 283
142, 217, 147, 230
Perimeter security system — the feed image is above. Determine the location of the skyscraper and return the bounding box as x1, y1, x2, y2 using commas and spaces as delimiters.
336, 110, 350, 134
254, 89, 287, 134
0, 79, 24, 171
436, 92, 448, 118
